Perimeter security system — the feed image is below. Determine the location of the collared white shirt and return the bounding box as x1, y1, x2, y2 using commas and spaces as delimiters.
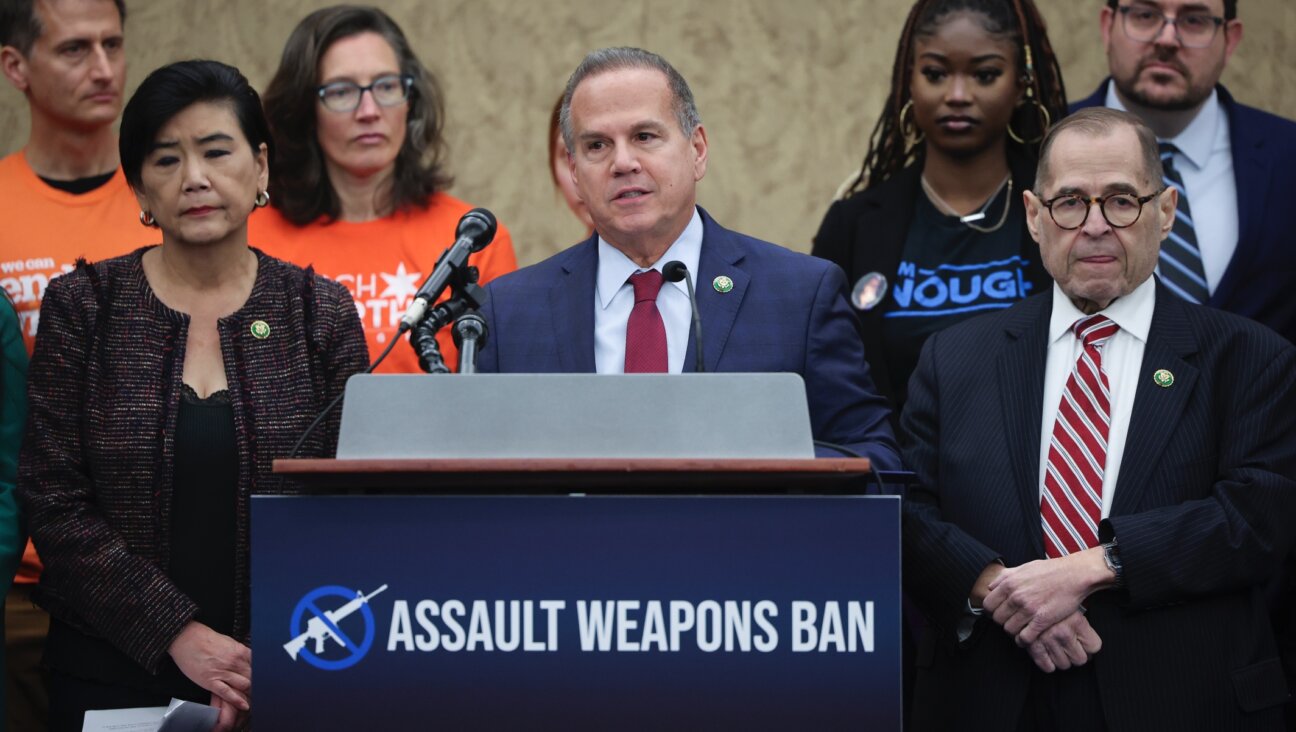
593, 208, 703, 374
1037, 277, 1156, 518
1107, 86, 1238, 294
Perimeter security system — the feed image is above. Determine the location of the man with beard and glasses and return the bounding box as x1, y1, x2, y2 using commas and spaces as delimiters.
1073, 0, 1296, 345
1074, 5, 1296, 725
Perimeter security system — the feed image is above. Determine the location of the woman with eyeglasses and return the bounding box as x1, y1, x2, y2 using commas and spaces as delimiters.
253, 5, 517, 373
812, 0, 1068, 421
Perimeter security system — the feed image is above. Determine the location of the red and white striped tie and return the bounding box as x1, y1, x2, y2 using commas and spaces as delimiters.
1041, 315, 1120, 558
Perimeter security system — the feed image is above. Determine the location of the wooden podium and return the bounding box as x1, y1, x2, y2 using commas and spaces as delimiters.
273, 457, 875, 493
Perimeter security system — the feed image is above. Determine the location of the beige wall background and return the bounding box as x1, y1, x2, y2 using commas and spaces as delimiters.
3, 0, 1293, 266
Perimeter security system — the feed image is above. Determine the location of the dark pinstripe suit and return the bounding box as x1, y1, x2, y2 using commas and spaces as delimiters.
901, 282, 1296, 731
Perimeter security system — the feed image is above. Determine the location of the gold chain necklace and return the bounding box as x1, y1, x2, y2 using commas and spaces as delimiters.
920, 174, 1013, 234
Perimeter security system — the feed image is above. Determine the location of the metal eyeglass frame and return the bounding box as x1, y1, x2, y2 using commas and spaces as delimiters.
316, 74, 414, 113
1117, 4, 1225, 48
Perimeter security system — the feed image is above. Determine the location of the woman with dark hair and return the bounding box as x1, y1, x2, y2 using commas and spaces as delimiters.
18, 59, 367, 730
253, 4, 517, 373
812, 0, 1067, 420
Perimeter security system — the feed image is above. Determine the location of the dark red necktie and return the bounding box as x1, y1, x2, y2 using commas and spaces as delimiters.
624, 270, 667, 373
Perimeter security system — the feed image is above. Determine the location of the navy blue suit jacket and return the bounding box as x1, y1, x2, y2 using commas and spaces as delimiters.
476, 208, 901, 468
1073, 82, 1296, 346
901, 284, 1296, 730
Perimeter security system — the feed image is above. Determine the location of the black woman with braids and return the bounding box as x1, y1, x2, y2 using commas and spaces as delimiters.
812, 0, 1067, 420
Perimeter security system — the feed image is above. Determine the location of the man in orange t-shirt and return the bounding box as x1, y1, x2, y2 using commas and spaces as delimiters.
1, 1, 153, 727
250, 195, 517, 374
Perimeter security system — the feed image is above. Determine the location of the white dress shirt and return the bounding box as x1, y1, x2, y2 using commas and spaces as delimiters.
593, 208, 703, 374
1107, 86, 1238, 294
1037, 277, 1156, 518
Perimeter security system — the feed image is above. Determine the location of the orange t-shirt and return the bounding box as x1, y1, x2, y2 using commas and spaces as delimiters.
249, 193, 517, 374
0, 149, 159, 583
0, 150, 157, 354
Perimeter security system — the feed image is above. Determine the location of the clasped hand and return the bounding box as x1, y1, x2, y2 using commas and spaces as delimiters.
978, 548, 1113, 672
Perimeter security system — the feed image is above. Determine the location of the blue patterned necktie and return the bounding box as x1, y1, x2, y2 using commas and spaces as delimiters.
1158, 142, 1210, 303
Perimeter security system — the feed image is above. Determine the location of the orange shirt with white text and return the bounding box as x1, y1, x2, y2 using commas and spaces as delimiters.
249, 193, 517, 373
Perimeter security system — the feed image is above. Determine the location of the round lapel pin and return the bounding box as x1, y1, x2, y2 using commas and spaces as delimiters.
1152, 368, 1174, 388
250, 320, 271, 340
712, 275, 734, 294
851, 272, 888, 311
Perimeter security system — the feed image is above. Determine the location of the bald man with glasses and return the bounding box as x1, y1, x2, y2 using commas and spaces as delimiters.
900, 108, 1295, 732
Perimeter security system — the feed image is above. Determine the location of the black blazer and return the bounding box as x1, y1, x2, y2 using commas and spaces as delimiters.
811, 152, 1052, 419
901, 284, 1296, 731
1077, 81, 1296, 729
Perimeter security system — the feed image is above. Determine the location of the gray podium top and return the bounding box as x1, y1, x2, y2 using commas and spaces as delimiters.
336, 373, 815, 460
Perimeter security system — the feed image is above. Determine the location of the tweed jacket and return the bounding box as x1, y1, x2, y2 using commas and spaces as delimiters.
17, 247, 367, 673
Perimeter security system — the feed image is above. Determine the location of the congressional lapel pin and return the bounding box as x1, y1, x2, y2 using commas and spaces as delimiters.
250, 320, 271, 340
1152, 368, 1174, 388
852, 272, 888, 311
712, 275, 734, 294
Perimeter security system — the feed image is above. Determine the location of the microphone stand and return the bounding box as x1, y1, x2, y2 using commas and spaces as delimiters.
452, 313, 488, 374
409, 264, 486, 373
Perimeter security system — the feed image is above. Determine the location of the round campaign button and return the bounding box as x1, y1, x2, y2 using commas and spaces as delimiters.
851, 272, 889, 311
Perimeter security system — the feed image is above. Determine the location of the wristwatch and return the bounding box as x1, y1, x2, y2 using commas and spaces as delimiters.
1101, 538, 1124, 588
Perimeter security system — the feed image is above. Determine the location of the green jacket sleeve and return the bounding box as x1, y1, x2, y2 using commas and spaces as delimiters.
0, 298, 27, 586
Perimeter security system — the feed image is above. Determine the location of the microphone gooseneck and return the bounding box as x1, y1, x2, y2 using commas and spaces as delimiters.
663, 260, 704, 373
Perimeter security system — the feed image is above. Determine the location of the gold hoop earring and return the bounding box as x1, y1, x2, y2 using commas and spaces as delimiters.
138, 210, 157, 228
254, 190, 270, 208
899, 99, 924, 151
1008, 99, 1051, 145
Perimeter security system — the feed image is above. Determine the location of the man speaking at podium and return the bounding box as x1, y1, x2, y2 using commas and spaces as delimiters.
476, 47, 900, 468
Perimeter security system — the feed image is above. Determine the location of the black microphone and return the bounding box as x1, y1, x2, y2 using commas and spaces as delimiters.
452, 312, 489, 374
398, 208, 497, 331
662, 260, 704, 373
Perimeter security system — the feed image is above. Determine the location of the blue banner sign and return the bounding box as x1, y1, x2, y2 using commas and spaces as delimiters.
252, 495, 900, 729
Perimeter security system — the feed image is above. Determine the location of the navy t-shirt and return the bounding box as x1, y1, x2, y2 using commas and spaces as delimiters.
882, 187, 1036, 409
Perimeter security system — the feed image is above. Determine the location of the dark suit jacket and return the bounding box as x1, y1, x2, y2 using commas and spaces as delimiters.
900, 283, 1296, 731
810, 151, 1053, 419
1077, 83, 1296, 728
1073, 82, 1296, 346
476, 208, 901, 468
